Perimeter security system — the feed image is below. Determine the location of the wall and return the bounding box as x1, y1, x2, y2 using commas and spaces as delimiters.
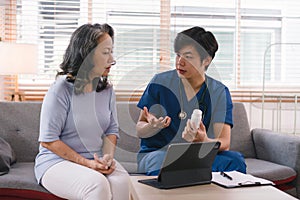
0, 76, 4, 101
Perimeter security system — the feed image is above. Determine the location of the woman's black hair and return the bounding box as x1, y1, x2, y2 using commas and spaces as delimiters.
174, 26, 218, 62
57, 23, 114, 94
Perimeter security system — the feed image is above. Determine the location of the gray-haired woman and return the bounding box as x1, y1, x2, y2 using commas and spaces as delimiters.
34, 23, 129, 200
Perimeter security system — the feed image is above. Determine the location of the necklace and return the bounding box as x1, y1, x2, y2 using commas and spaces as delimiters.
178, 79, 187, 120
178, 78, 208, 120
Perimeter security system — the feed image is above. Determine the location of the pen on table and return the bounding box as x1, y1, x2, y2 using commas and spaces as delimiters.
238, 181, 261, 186
220, 172, 233, 180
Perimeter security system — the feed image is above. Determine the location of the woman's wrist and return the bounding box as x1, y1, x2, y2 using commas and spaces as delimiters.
80, 157, 92, 168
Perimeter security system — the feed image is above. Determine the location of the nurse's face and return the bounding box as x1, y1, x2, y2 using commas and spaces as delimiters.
175, 45, 210, 80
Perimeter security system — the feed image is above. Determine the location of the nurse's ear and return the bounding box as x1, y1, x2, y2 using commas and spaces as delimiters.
203, 56, 212, 71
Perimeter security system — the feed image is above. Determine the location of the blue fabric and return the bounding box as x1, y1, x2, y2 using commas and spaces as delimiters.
212, 151, 246, 173
137, 70, 232, 149
138, 150, 246, 176
137, 70, 246, 175
137, 150, 165, 176
137, 70, 233, 154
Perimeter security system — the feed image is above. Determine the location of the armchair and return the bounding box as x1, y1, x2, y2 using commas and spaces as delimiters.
230, 103, 300, 198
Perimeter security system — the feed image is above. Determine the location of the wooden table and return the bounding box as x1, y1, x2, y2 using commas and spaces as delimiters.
129, 176, 298, 200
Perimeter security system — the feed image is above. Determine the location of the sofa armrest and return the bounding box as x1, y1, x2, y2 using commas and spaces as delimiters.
251, 128, 300, 171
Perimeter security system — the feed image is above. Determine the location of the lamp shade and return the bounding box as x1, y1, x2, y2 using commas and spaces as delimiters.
0, 43, 38, 75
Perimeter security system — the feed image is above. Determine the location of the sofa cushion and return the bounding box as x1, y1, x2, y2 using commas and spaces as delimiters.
0, 162, 48, 192
245, 158, 297, 185
115, 147, 138, 173
116, 101, 140, 153
230, 103, 256, 158
115, 101, 140, 174
0, 162, 65, 198
0, 137, 16, 175
0, 102, 41, 162
252, 128, 300, 168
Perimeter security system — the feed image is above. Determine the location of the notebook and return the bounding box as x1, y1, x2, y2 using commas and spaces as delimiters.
212, 170, 274, 188
138, 141, 220, 189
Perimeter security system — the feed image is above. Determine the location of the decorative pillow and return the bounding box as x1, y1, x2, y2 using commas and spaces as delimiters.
0, 137, 16, 175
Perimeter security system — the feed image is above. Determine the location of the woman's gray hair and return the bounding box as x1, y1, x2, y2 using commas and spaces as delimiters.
57, 23, 114, 94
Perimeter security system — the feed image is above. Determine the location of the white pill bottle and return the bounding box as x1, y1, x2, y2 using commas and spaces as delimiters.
190, 109, 202, 129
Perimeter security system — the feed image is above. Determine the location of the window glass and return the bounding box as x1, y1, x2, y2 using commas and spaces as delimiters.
1, 0, 300, 97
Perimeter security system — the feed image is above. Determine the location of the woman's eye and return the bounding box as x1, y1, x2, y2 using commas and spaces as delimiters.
103, 49, 113, 55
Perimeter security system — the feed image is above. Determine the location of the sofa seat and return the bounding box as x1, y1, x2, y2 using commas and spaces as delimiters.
246, 158, 297, 184
0, 163, 44, 191
245, 158, 297, 196
0, 162, 64, 200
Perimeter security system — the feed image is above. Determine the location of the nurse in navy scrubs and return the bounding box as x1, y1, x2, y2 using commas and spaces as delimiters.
136, 26, 247, 176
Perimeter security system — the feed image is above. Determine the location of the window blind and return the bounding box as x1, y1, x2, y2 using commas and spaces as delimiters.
1, 0, 300, 101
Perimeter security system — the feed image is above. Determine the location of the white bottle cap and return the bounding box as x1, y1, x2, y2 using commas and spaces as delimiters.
192, 109, 202, 116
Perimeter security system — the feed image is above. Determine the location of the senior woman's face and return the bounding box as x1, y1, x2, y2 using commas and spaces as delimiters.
90, 33, 114, 78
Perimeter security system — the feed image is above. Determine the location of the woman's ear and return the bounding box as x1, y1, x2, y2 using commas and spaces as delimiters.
203, 56, 212, 71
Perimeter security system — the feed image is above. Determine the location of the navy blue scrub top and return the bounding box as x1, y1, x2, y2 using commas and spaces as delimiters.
137, 70, 233, 154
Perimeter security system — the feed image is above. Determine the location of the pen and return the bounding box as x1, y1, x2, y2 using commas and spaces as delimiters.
238, 181, 261, 186
220, 172, 233, 180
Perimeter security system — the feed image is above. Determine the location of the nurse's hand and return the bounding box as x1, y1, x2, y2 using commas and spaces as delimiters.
143, 107, 171, 129
182, 120, 207, 142
136, 107, 172, 138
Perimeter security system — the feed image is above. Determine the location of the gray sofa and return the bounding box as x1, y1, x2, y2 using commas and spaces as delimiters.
0, 101, 299, 199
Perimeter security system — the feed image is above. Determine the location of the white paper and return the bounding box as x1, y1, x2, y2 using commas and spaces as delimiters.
212, 171, 274, 188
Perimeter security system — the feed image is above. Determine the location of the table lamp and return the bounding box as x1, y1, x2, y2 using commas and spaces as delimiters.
0, 42, 38, 101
